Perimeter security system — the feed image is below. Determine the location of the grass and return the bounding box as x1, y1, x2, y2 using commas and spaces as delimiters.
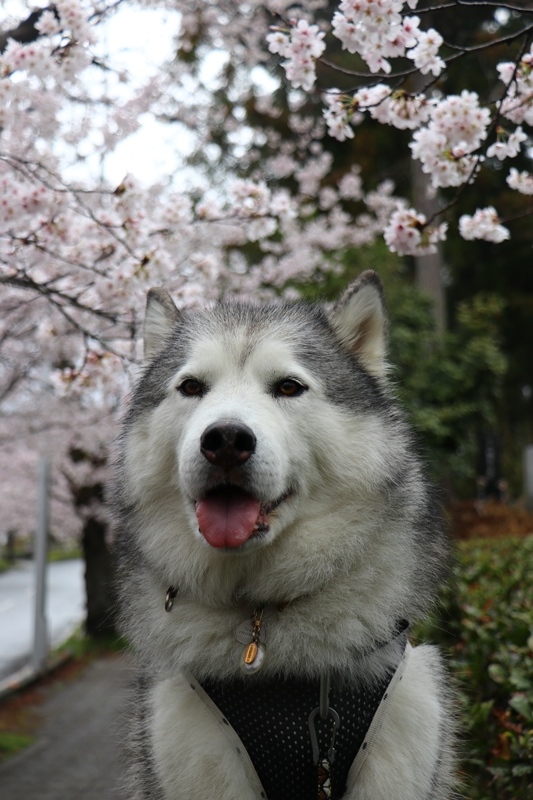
0, 546, 83, 575
54, 627, 127, 660
48, 546, 83, 562
0, 732, 35, 758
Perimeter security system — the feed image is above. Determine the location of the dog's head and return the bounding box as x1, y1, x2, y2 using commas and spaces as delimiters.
122, 272, 403, 558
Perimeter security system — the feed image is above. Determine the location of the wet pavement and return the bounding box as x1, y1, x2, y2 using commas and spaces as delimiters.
0, 652, 132, 800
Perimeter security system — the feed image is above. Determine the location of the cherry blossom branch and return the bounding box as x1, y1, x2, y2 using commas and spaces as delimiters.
0, 153, 146, 264
441, 24, 533, 54
319, 22, 533, 83
0, 0, 127, 54
2, 272, 119, 324
419, 0, 533, 13
422, 33, 531, 227
0, 7, 58, 53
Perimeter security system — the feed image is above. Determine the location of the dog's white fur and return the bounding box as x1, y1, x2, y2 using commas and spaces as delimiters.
116, 273, 456, 799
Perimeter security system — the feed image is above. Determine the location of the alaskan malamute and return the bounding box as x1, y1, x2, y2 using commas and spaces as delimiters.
115, 271, 456, 800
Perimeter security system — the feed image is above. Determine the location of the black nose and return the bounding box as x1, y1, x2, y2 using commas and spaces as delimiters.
200, 421, 256, 470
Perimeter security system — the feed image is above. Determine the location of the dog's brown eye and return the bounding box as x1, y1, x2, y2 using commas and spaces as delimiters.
275, 379, 307, 398
179, 379, 204, 397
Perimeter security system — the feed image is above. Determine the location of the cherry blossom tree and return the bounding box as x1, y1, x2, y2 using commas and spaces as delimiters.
1, 1, 531, 394
265, 2, 533, 253
1, 0, 532, 555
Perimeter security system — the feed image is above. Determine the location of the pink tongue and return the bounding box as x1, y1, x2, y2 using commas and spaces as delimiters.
196, 487, 261, 548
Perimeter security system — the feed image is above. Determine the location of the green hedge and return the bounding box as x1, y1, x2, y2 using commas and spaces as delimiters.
418, 536, 533, 799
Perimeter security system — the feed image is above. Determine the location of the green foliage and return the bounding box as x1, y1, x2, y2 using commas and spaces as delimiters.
418, 537, 533, 799
295, 242, 507, 495
390, 288, 507, 493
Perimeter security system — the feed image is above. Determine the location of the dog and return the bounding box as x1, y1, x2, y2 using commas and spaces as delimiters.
114, 271, 456, 800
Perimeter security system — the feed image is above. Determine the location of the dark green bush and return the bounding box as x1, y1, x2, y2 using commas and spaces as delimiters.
418, 536, 533, 799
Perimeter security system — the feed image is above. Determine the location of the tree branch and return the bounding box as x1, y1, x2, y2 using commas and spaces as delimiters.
0, 7, 58, 54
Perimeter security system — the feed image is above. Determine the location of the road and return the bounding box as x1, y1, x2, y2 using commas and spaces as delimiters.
0, 559, 85, 679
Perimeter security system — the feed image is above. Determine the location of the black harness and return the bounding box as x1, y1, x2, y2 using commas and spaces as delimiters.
197, 624, 409, 800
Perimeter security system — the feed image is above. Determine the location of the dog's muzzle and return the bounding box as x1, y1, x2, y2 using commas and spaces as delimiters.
195, 420, 290, 549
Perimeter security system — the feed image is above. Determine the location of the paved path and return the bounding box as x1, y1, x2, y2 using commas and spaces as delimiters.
0, 653, 132, 799
0, 559, 85, 679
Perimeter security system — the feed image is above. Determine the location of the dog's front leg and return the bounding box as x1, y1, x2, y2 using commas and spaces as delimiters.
150, 673, 264, 800
344, 645, 456, 800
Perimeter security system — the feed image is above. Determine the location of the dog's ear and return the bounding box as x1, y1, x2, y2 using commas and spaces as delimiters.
144, 288, 180, 361
329, 271, 388, 377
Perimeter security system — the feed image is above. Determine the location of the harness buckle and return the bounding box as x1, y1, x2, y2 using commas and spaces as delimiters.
308, 705, 341, 766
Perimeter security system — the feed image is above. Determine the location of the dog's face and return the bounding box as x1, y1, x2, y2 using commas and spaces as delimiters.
122, 272, 398, 557
173, 329, 317, 550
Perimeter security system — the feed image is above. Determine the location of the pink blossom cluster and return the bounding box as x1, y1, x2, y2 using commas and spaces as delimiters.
323, 93, 358, 141
261, 1, 533, 249
295, 150, 334, 196
0, 176, 55, 228
331, 1, 444, 77
338, 169, 363, 200
497, 44, 533, 126
1, 0, 94, 81
230, 179, 272, 216
55, 0, 95, 44
51, 350, 124, 400
226, 180, 297, 240
383, 206, 447, 257
35, 10, 62, 37
1, 40, 51, 75
266, 19, 326, 91
410, 91, 490, 188
458, 207, 510, 243
406, 28, 445, 76
351, 84, 431, 130
486, 127, 527, 161
332, 1, 414, 74
507, 168, 533, 195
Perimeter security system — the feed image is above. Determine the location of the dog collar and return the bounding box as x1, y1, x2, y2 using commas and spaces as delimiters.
164, 584, 408, 673
165, 586, 285, 673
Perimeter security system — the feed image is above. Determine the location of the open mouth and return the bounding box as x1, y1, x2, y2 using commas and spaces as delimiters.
195, 486, 291, 549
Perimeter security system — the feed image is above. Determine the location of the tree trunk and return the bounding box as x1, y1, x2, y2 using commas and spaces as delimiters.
409, 45, 447, 335
411, 157, 447, 336
82, 515, 116, 637
67, 443, 117, 639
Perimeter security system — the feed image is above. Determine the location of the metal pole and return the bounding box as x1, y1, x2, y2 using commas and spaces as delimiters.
32, 457, 50, 673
